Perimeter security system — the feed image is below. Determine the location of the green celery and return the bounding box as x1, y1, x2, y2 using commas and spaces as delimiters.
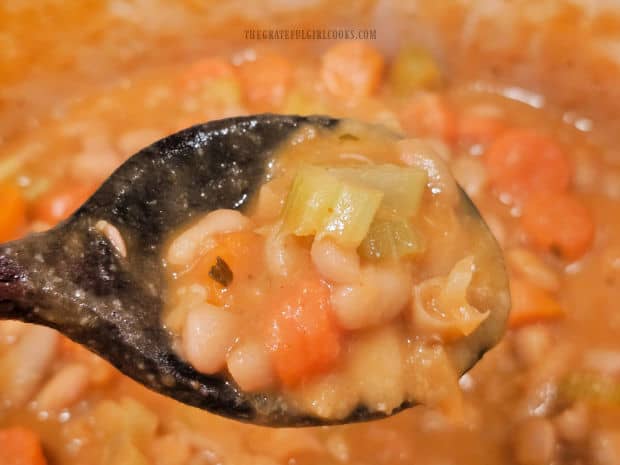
388, 45, 442, 95
329, 164, 427, 217
281, 166, 383, 248
359, 214, 426, 261
319, 182, 384, 248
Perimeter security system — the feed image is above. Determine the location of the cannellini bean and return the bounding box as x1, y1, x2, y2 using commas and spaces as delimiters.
507, 247, 561, 292
227, 341, 275, 392
590, 430, 620, 465
288, 372, 359, 420
347, 326, 405, 413
331, 265, 411, 330
151, 433, 192, 465
96, 220, 127, 258
326, 433, 350, 463
512, 325, 552, 368
264, 225, 311, 278
182, 304, 238, 374
253, 183, 284, 222
0, 320, 26, 345
513, 417, 557, 465
553, 402, 590, 443
0, 325, 59, 408
246, 429, 322, 461
167, 209, 250, 266
398, 138, 458, 205
310, 238, 360, 284
34, 363, 90, 412
403, 341, 463, 418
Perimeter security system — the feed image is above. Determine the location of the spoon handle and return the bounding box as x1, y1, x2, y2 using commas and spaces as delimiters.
0, 243, 29, 317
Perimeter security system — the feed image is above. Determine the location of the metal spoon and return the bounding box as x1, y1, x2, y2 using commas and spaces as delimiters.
0, 114, 509, 426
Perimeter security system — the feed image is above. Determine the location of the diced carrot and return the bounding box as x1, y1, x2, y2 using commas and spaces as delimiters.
0, 427, 48, 465
509, 278, 564, 328
268, 272, 342, 387
320, 42, 384, 98
0, 182, 27, 243
521, 192, 594, 261
484, 128, 571, 203
31, 183, 96, 226
178, 57, 237, 91
456, 114, 506, 147
398, 94, 457, 144
238, 54, 293, 108
188, 230, 263, 305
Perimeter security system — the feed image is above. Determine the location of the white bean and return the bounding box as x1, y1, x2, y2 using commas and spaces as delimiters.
227, 341, 275, 392
182, 304, 238, 374
34, 363, 90, 412
513, 417, 557, 465
590, 430, 620, 465
167, 209, 250, 266
512, 325, 552, 368
0, 325, 59, 408
310, 238, 360, 284
0, 321, 26, 345
95, 220, 127, 258
264, 225, 311, 278
347, 326, 405, 413
331, 265, 412, 330
553, 402, 590, 443
253, 182, 285, 222
507, 247, 561, 292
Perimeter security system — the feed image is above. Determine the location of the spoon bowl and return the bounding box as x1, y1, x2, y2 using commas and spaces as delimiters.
0, 114, 506, 426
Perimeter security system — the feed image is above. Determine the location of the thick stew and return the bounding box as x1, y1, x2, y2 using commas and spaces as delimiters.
1, 3, 620, 465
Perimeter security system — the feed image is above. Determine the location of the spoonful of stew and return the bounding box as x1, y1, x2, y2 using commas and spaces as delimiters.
0, 114, 510, 426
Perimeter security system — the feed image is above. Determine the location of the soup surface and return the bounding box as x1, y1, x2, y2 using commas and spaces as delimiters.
1, 3, 620, 465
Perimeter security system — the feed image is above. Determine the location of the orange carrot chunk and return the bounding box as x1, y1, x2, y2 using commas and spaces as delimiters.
521, 192, 594, 261
509, 278, 564, 328
484, 128, 571, 203
399, 94, 457, 144
0, 427, 48, 465
320, 42, 384, 98
0, 182, 27, 243
31, 183, 96, 226
187, 230, 263, 305
268, 273, 342, 387
238, 54, 293, 108
178, 57, 237, 91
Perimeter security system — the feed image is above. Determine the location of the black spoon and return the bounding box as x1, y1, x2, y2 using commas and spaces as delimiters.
0, 114, 508, 427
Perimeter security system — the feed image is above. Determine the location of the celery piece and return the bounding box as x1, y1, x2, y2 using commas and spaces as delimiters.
281, 166, 343, 237
281, 166, 383, 248
359, 215, 426, 261
329, 164, 427, 217
559, 372, 620, 406
388, 45, 442, 95
319, 182, 384, 248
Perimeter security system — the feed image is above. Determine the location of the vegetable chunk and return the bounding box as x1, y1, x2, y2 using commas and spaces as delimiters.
0, 427, 48, 465
268, 272, 342, 387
